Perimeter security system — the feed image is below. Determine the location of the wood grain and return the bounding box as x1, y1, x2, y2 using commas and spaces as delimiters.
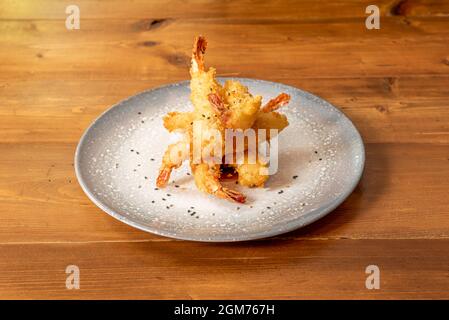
0, 240, 448, 299
0, 0, 448, 299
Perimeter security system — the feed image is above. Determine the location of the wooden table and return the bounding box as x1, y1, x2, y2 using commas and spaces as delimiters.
1, 0, 448, 299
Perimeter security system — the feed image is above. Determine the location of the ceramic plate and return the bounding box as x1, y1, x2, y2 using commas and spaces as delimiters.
75, 78, 364, 241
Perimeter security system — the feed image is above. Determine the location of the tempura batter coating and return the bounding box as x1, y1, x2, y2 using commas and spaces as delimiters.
222, 80, 262, 129
163, 111, 194, 132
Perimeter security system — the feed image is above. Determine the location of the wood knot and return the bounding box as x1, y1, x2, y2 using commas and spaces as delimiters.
133, 18, 171, 31
137, 40, 159, 47
390, 0, 413, 16
375, 105, 389, 113
164, 52, 190, 67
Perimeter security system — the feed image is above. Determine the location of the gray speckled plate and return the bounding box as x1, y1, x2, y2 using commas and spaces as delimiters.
75, 78, 364, 242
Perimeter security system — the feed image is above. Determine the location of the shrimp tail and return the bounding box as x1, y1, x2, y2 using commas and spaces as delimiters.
191, 36, 207, 74
262, 93, 291, 112
219, 187, 246, 203
156, 167, 171, 188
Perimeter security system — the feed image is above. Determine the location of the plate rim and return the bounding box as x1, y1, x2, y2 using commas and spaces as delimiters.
74, 77, 365, 242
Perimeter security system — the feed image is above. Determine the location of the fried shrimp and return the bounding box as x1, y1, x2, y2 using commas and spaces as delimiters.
191, 163, 246, 203
189, 36, 244, 202
190, 37, 225, 117
252, 93, 290, 141
234, 93, 290, 188
156, 36, 292, 204
156, 139, 190, 187
163, 111, 194, 132
233, 150, 269, 188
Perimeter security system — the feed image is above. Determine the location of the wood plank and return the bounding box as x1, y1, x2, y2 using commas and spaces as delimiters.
1, 18, 449, 81
1, 0, 448, 20
0, 239, 447, 299
0, 143, 447, 243
1, 76, 448, 144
